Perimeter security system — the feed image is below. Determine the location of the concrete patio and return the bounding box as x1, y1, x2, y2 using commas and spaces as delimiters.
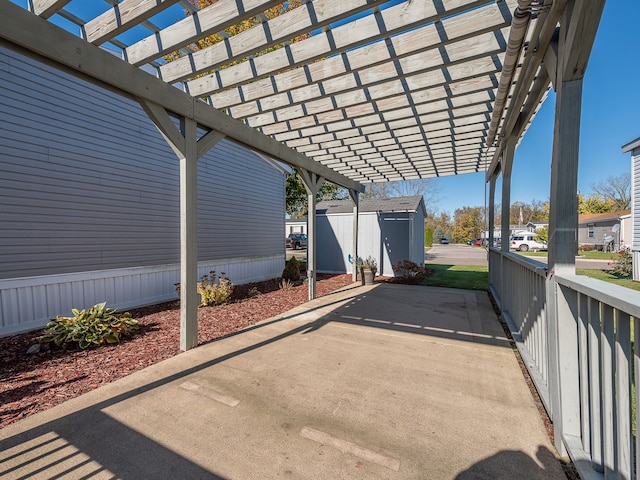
0, 283, 566, 479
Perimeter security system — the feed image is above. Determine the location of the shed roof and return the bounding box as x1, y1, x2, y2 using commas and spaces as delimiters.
317, 196, 425, 215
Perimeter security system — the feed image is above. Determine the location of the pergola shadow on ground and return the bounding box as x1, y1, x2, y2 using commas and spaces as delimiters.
0, 284, 565, 479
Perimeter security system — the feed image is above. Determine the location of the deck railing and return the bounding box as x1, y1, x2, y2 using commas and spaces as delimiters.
489, 248, 640, 480
488, 248, 551, 411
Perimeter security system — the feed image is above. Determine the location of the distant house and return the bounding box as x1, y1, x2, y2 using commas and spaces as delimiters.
622, 136, 640, 280
285, 217, 307, 236
577, 210, 631, 251
315, 196, 426, 276
527, 222, 548, 232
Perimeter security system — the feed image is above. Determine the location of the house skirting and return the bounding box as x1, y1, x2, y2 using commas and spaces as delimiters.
0, 254, 283, 337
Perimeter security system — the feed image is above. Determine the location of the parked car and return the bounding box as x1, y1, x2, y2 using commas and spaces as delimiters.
510, 233, 547, 252
439, 237, 449, 244
467, 238, 486, 246
286, 233, 307, 249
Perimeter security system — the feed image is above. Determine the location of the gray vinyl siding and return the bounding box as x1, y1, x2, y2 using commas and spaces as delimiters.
0, 47, 284, 280
412, 208, 426, 262
316, 206, 425, 276
317, 214, 353, 273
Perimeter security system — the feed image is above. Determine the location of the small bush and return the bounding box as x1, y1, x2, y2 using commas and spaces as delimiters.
248, 286, 261, 297
279, 279, 294, 292
392, 260, 428, 284
282, 257, 301, 282
40, 302, 139, 349
197, 271, 234, 306
610, 249, 632, 278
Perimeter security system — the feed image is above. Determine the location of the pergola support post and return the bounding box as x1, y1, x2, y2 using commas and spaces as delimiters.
500, 136, 516, 253
298, 169, 325, 300
140, 99, 224, 351
488, 175, 496, 247
546, 76, 584, 456
349, 189, 359, 282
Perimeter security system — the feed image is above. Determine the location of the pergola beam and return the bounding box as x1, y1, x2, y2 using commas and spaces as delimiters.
31, 0, 71, 18
0, 0, 363, 194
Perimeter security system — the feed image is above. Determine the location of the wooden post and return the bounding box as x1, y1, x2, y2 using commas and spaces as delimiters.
140, 99, 224, 351
350, 189, 359, 282
298, 169, 324, 300
500, 136, 516, 253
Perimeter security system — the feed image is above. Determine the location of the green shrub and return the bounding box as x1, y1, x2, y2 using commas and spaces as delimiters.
197, 271, 234, 306
610, 249, 632, 278
40, 302, 139, 349
282, 257, 301, 282
248, 286, 261, 297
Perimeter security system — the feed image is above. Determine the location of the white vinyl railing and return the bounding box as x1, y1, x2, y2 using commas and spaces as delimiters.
488, 248, 551, 411
489, 248, 640, 480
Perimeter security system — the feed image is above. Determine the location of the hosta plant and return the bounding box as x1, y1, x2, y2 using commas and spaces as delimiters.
40, 302, 139, 349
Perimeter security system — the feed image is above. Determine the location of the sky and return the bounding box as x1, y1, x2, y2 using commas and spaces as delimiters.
10, 0, 639, 216
435, 0, 640, 215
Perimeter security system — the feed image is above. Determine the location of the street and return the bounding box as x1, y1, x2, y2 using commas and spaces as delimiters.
426, 243, 611, 270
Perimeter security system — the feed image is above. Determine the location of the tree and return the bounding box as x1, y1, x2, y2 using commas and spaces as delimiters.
361, 183, 390, 199
426, 211, 452, 244
578, 193, 614, 214
452, 206, 484, 243
433, 226, 444, 243
285, 173, 308, 218
509, 199, 549, 226
590, 173, 631, 211
536, 225, 549, 243
285, 173, 348, 218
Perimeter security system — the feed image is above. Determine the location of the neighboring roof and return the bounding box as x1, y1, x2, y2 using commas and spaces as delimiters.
285, 217, 307, 223
578, 209, 631, 224
622, 137, 640, 153
317, 196, 425, 215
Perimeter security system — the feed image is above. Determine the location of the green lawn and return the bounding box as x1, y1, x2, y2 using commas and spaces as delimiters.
576, 269, 640, 291
519, 250, 616, 260
422, 264, 488, 291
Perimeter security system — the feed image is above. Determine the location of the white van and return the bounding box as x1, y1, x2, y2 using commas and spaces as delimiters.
510, 232, 547, 252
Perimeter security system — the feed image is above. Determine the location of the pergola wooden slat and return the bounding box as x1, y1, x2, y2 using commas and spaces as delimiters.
159, 0, 391, 84
85, 0, 181, 45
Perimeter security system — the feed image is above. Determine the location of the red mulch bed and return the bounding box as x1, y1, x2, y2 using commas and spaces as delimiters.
0, 274, 353, 430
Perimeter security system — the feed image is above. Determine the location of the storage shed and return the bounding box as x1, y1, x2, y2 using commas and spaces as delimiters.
0, 46, 287, 337
316, 196, 426, 276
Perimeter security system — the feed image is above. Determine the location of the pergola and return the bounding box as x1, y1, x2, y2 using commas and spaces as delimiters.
4, 0, 631, 475
2, 1, 613, 471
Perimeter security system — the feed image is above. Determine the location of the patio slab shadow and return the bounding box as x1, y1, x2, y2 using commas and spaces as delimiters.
0, 283, 565, 479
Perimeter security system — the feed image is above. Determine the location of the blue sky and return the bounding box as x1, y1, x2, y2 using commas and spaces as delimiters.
436, 0, 640, 214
